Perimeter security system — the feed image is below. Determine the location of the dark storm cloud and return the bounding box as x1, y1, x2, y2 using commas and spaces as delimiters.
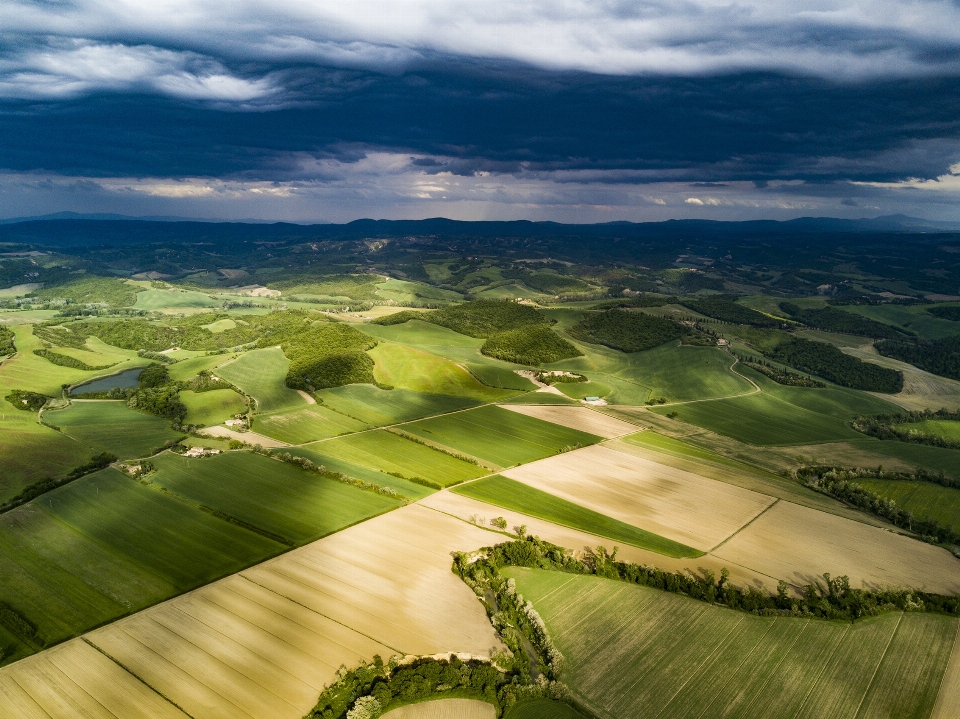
1, 63, 959, 185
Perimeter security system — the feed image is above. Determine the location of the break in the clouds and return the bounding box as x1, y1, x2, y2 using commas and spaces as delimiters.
1, 0, 960, 221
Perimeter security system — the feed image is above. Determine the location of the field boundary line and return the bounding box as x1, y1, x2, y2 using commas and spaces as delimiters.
653, 614, 746, 719
851, 612, 903, 719
236, 575, 406, 655
708, 498, 780, 553
930, 617, 960, 719
81, 637, 197, 719
789, 623, 850, 719
692, 618, 781, 719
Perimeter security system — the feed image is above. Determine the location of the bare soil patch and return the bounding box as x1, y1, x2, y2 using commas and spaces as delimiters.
501, 444, 775, 551
500, 404, 641, 438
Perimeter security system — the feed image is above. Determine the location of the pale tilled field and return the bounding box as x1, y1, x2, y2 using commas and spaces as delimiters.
0, 506, 503, 719
501, 444, 776, 551
381, 698, 496, 719
499, 404, 642, 439
712, 500, 960, 594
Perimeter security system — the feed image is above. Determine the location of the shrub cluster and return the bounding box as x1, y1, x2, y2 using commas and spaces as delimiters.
852, 409, 960, 450
0, 325, 14, 355
33, 348, 115, 371
927, 305, 960, 321
481, 326, 582, 365
283, 323, 377, 390
798, 465, 960, 547
779, 303, 909, 339
4, 389, 50, 411
567, 309, 682, 353
0, 601, 41, 647
767, 336, 903, 392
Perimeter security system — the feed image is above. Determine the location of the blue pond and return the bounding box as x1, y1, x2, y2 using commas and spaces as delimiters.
70, 368, 142, 395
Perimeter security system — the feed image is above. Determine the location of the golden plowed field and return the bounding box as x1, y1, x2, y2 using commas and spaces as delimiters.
0, 506, 503, 719
713, 500, 960, 593
501, 444, 775, 551
499, 404, 642, 438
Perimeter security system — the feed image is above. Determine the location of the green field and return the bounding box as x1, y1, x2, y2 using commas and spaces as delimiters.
852, 439, 960, 479
452, 476, 701, 558
506, 568, 957, 719
402, 405, 601, 466
0, 468, 282, 657
215, 347, 305, 412
45, 401, 184, 458
548, 342, 755, 405
464, 363, 537, 391
842, 303, 960, 340
181, 388, 248, 426
858, 478, 960, 529
619, 431, 781, 477
316, 384, 480, 426
0, 414, 90, 504
556, 380, 611, 399
147, 451, 400, 543
370, 341, 513, 401
254, 403, 370, 443
284, 447, 436, 500
301, 429, 487, 486
900, 419, 960, 440
166, 353, 232, 381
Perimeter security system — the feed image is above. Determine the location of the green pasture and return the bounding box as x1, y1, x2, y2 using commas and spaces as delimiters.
45, 401, 183, 458
215, 347, 305, 412
842, 303, 960, 340
375, 278, 462, 303
474, 283, 552, 301
857, 478, 960, 530
547, 341, 754, 405
133, 288, 220, 311
302, 430, 486, 487
453, 476, 701, 558
370, 341, 513, 401
254, 403, 370, 444
181, 388, 247, 427
0, 414, 90, 504
556, 380, 611, 399
316, 384, 479, 426
507, 569, 956, 719
148, 451, 400, 543
901, 419, 960, 441
464, 363, 537, 391
0, 468, 283, 656
850, 439, 960, 479
402, 405, 601, 467
165, 352, 232, 381
360, 319, 484, 363
0, 325, 145, 396
283, 447, 436, 500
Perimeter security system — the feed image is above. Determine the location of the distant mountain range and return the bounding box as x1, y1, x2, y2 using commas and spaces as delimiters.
1, 212, 958, 232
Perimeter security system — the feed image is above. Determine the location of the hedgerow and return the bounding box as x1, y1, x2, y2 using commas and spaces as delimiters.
33, 348, 115, 371
0, 452, 118, 514
780, 303, 909, 339
0, 325, 14, 355
852, 409, 960, 450
679, 296, 781, 327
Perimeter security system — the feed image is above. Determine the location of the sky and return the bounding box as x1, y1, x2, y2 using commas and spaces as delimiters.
1, 0, 960, 223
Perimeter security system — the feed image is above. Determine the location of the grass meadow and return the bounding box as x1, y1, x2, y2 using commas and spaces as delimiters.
253, 403, 370, 443
402, 405, 601, 467
46, 401, 184, 458
452, 475, 701, 558
148, 451, 400, 543
303, 429, 487, 486
506, 568, 957, 719
132, 288, 220, 311
857, 478, 960, 529
0, 414, 89, 504
370, 341, 514, 401
504, 700, 585, 719
852, 439, 960, 479
181, 388, 247, 427
900, 419, 960, 441
215, 347, 305, 412
285, 446, 437, 500
317, 384, 480, 426
464, 363, 537, 391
